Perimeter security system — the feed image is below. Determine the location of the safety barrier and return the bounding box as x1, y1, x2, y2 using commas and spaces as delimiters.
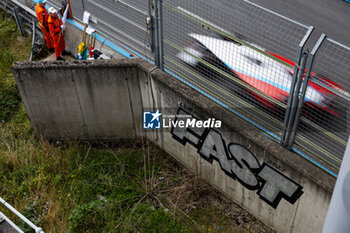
0, 197, 44, 233
0, 0, 42, 37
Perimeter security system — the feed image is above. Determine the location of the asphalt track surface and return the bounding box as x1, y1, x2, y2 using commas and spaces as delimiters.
44, 0, 349, 174
252, 0, 350, 47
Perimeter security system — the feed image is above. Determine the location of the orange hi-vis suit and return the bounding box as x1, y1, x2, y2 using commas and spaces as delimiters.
48, 13, 65, 58
36, 4, 53, 49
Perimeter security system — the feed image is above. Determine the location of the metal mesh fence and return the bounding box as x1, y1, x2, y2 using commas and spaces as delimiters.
161, 0, 311, 141
47, 0, 84, 20
293, 38, 350, 174
237, 0, 308, 61
47, 0, 153, 61
84, 0, 152, 61
162, 0, 309, 61
313, 39, 350, 92
69, 0, 84, 20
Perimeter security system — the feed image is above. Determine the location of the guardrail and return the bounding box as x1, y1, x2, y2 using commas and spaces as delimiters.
3, 0, 349, 177
0, 0, 44, 62
1, 0, 41, 34
0, 197, 44, 233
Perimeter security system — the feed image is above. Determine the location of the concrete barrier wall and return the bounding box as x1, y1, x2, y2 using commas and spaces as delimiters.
12, 59, 335, 233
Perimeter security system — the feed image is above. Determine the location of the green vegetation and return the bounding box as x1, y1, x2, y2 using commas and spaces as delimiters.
0, 11, 31, 122
0, 11, 273, 233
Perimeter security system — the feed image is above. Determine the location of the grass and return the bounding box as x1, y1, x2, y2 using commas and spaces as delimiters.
0, 11, 31, 123
0, 10, 274, 233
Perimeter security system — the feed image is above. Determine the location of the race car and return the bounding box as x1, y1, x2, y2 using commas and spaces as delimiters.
177, 33, 344, 120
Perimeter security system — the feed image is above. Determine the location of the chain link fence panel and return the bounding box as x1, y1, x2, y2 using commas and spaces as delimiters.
293, 38, 350, 175
161, 0, 311, 142
47, 0, 154, 61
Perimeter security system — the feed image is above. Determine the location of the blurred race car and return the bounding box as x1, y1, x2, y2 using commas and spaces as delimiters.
177, 33, 344, 119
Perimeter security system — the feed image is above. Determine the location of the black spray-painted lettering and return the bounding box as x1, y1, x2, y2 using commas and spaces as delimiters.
171, 108, 303, 209
198, 130, 260, 190
257, 164, 303, 208
171, 109, 206, 147
228, 143, 260, 190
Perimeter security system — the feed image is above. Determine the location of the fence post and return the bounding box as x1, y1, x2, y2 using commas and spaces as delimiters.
13, 6, 24, 36
281, 26, 313, 146
151, 0, 159, 66
287, 33, 327, 149
151, 0, 163, 69
148, 0, 156, 58
29, 18, 36, 61
152, 0, 158, 65
283, 52, 308, 146
156, 0, 163, 70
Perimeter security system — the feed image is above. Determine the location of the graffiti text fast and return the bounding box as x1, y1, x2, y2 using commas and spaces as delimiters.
171, 108, 303, 209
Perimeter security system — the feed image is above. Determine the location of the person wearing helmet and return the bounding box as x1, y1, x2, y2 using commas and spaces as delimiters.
35, 0, 54, 53
47, 7, 67, 60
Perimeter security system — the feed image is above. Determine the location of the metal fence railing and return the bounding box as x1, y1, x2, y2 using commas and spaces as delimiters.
158, 1, 349, 177
47, 0, 153, 62
292, 37, 350, 174
1, 0, 42, 37
85, 0, 153, 61
5, 0, 350, 177
161, 0, 314, 141
0, 197, 44, 233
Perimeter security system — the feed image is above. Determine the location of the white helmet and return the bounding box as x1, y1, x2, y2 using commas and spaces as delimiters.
48, 7, 57, 14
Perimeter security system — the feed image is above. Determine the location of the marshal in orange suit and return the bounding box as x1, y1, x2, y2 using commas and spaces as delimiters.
35, 0, 54, 52
48, 7, 67, 60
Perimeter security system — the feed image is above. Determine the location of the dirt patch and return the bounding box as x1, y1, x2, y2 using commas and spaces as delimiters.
16, 35, 26, 43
